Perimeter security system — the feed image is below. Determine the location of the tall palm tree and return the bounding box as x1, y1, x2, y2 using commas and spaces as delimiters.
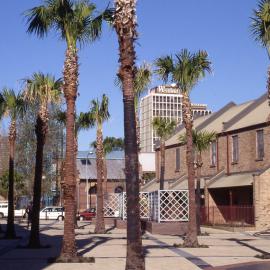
88, 94, 110, 234
25, 0, 112, 258
155, 49, 211, 247
179, 130, 216, 234
0, 89, 26, 239
116, 63, 152, 148
24, 72, 62, 247
251, 0, 270, 103
114, 0, 145, 269
91, 136, 124, 192
55, 110, 93, 226
152, 117, 176, 190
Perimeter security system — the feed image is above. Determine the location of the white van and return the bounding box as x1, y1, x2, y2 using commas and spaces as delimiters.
0, 202, 26, 218
39, 206, 65, 220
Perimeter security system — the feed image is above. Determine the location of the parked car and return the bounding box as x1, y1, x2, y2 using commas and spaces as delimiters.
78, 208, 96, 221
0, 201, 26, 218
39, 206, 64, 220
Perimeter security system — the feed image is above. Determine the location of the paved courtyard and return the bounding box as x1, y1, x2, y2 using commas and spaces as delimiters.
0, 220, 270, 270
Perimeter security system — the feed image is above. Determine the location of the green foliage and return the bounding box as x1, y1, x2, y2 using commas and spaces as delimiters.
25, 0, 114, 48
115, 63, 152, 111
16, 103, 65, 196
91, 136, 124, 155
54, 109, 94, 137
0, 171, 26, 198
88, 94, 110, 128
142, 172, 156, 183
152, 117, 176, 140
155, 49, 211, 95
23, 72, 62, 107
0, 88, 26, 121
251, 0, 270, 54
179, 129, 216, 154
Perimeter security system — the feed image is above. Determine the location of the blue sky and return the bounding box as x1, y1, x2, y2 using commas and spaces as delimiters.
0, 0, 268, 150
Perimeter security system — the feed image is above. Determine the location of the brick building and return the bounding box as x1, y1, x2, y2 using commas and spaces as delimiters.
76, 151, 125, 211
142, 92, 270, 229
0, 136, 9, 177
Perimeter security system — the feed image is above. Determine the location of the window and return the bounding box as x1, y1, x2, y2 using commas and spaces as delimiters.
232, 135, 239, 163
210, 141, 217, 166
175, 148, 180, 171
114, 186, 124, 193
89, 185, 97, 194
256, 129, 264, 160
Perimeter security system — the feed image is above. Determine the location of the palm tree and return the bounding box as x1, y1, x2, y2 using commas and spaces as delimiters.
24, 72, 62, 247
91, 136, 124, 192
251, 0, 270, 103
116, 63, 152, 149
55, 110, 93, 227
114, 1, 145, 269
25, 0, 112, 258
88, 94, 110, 234
179, 130, 216, 234
0, 89, 26, 239
152, 117, 176, 190
155, 49, 211, 247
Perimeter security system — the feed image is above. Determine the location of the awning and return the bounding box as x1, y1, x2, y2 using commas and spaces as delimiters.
208, 172, 254, 189
172, 178, 205, 190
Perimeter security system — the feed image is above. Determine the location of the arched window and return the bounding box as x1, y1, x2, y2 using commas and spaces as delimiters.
114, 186, 123, 193
89, 185, 97, 194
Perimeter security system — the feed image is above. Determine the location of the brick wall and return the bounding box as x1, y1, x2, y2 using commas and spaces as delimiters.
254, 168, 270, 230
156, 124, 270, 181
78, 179, 125, 211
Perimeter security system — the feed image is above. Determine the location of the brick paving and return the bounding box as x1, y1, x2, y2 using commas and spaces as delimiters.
0, 220, 269, 270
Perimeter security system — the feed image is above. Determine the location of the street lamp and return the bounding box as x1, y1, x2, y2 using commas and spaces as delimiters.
85, 151, 93, 209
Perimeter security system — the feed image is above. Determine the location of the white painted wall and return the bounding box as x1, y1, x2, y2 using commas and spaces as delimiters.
139, 152, 155, 172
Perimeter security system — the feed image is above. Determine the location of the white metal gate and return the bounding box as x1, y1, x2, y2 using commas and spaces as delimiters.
121, 192, 150, 220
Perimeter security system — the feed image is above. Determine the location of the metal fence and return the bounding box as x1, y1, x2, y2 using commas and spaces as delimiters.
149, 190, 189, 222
103, 193, 122, 217
101, 190, 189, 223
200, 205, 254, 226
121, 192, 150, 220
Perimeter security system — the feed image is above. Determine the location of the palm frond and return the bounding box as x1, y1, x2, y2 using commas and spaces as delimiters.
251, 0, 270, 51
152, 117, 176, 139
154, 56, 174, 83
178, 129, 216, 153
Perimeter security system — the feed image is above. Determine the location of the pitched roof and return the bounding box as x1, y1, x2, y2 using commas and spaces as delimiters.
163, 92, 268, 148
77, 158, 125, 180
77, 150, 124, 160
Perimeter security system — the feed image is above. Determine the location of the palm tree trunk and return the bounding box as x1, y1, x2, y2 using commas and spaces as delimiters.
115, 1, 145, 268
160, 140, 165, 190
95, 126, 105, 234
61, 46, 78, 259
5, 120, 16, 239
182, 93, 198, 247
29, 108, 48, 248
104, 159, 108, 194
267, 65, 270, 104
74, 137, 78, 229
196, 153, 202, 235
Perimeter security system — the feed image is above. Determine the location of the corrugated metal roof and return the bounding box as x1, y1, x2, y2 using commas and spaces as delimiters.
208, 172, 254, 189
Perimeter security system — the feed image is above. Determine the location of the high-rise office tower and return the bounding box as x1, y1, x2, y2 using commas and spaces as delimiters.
140, 85, 211, 152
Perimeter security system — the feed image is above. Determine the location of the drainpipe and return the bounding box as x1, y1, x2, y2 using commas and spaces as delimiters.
226, 134, 230, 176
